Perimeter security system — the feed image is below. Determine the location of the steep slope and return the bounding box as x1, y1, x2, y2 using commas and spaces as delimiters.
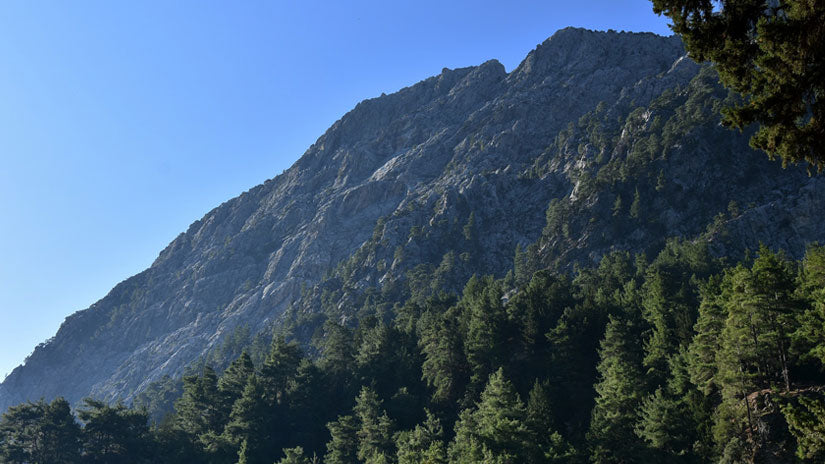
1, 28, 823, 411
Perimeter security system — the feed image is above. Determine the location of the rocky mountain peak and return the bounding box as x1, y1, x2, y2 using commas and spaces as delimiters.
509, 27, 683, 87
2, 28, 823, 413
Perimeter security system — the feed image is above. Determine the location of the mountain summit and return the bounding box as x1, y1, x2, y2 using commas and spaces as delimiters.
2, 28, 823, 411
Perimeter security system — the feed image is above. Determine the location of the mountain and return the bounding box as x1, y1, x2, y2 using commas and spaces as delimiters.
2, 27, 823, 412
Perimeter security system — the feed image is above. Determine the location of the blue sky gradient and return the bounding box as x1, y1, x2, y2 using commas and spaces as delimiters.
0, 1, 671, 379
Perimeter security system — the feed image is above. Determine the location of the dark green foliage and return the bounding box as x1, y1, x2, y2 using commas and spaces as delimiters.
218, 351, 255, 407
395, 410, 447, 464
449, 368, 535, 463
651, 0, 825, 170
223, 374, 268, 463
0, 398, 82, 464
77, 399, 152, 464
173, 365, 228, 456
780, 391, 825, 460
587, 315, 648, 464
353, 387, 395, 463
7, 240, 825, 463
460, 276, 510, 399
277, 446, 315, 464
324, 415, 358, 464
794, 245, 825, 366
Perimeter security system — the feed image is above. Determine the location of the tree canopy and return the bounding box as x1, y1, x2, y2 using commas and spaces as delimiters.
651, 0, 825, 171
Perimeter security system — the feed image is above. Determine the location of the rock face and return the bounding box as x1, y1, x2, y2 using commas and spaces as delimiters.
2, 28, 823, 411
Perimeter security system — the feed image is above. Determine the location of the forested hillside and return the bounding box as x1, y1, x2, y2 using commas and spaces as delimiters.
4, 241, 825, 463
2, 26, 825, 464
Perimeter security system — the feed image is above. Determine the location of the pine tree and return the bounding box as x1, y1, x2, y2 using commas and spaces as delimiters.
461, 276, 508, 398
793, 245, 825, 366
750, 246, 798, 392
634, 387, 695, 462
526, 380, 578, 463
260, 335, 303, 406
354, 387, 395, 463
0, 398, 82, 464
218, 351, 255, 407
40, 398, 83, 464
587, 315, 647, 464
277, 446, 314, 464
780, 392, 825, 460
629, 188, 641, 219
223, 374, 268, 464
448, 408, 486, 463
419, 311, 468, 406
77, 398, 152, 464
396, 410, 447, 464
325, 415, 359, 464
651, 0, 825, 170
284, 359, 328, 453
174, 366, 225, 440
449, 368, 535, 462
688, 276, 727, 396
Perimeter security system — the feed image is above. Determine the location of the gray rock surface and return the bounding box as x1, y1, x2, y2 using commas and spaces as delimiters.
2, 28, 823, 411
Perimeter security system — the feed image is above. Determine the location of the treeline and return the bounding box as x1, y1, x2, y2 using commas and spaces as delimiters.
3, 241, 825, 463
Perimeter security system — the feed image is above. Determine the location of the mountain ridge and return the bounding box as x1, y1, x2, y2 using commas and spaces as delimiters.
2, 27, 823, 412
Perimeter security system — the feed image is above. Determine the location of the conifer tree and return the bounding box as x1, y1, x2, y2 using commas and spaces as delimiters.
395, 410, 447, 464
277, 446, 314, 464
40, 398, 83, 464
77, 399, 152, 464
780, 392, 825, 460
174, 366, 225, 440
325, 415, 359, 464
449, 368, 535, 463
419, 311, 468, 406
284, 359, 328, 453
688, 276, 727, 396
793, 245, 825, 366
0, 398, 83, 464
218, 351, 255, 407
260, 335, 303, 406
461, 276, 508, 397
651, 0, 825, 170
525, 380, 578, 463
629, 188, 641, 219
587, 315, 647, 464
223, 375, 268, 464
353, 386, 395, 463
448, 408, 486, 464
635, 387, 695, 462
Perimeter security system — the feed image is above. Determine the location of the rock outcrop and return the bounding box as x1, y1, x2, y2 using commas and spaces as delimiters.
2, 28, 823, 412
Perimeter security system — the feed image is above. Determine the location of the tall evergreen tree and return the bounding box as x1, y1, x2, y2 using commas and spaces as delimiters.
353, 387, 395, 463
77, 399, 152, 464
325, 415, 359, 464
395, 410, 447, 464
793, 245, 825, 366
218, 351, 255, 407
449, 368, 535, 463
461, 276, 509, 398
0, 398, 82, 464
587, 315, 648, 464
419, 310, 468, 407
39, 398, 83, 464
688, 276, 727, 396
223, 375, 269, 464
174, 366, 225, 440
651, 0, 825, 170
277, 446, 314, 464
260, 335, 303, 406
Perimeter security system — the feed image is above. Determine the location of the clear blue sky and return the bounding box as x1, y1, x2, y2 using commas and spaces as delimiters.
0, 0, 671, 379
